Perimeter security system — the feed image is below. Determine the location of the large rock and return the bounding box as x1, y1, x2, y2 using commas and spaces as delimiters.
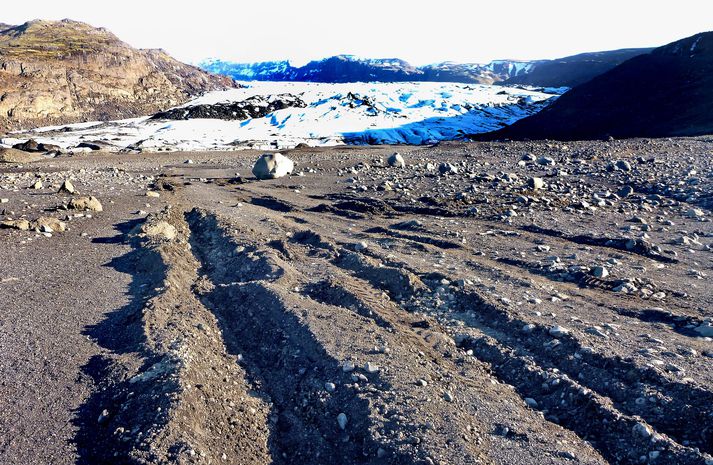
11, 139, 59, 153
0, 148, 44, 163
0, 219, 31, 231
68, 196, 103, 212
387, 152, 405, 168
252, 153, 294, 180
33, 216, 67, 233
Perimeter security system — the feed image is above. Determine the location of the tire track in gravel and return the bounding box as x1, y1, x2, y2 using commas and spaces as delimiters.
183, 202, 612, 465
360, 221, 702, 332
279, 224, 610, 465
319, 240, 713, 463
75, 207, 272, 465
182, 180, 708, 464
185, 208, 418, 465
243, 193, 706, 461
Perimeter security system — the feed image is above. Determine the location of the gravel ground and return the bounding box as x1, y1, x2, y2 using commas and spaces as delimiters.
0, 139, 711, 465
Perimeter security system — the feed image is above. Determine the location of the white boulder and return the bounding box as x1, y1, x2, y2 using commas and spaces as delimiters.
387, 152, 405, 168
252, 153, 294, 180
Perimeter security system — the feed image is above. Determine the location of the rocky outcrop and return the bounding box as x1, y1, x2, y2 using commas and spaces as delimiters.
151, 94, 306, 121
0, 19, 235, 131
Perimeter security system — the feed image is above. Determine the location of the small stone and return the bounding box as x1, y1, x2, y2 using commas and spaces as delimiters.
146, 191, 160, 198
59, 180, 75, 194
0, 198, 8, 204
337, 412, 348, 430
324, 382, 336, 392
687, 208, 704, 218
364, 362, 379, 374
438, 163, 458, 175
549, 326, 569, 338
632, 421, 653, 439
184, 159, 195, 164
615, 160, 632, 171
591, 266, 609, 279
32, 180, 43, 189
694, 324, 713, 338
618, 185, 634, 197
522, 324, 536, 334
97, 409, 110, 424
528, 177, 545, 190
537, 156, 555, 166
342, 360, 356, 372
1, 219, 30, 231
443, 391, 454, 402
524, 398, 538, 408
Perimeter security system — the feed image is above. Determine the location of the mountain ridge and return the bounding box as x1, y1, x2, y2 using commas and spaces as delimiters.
476, 32, 713, 140
0, 19, 235, 131
200, 48, 651, 87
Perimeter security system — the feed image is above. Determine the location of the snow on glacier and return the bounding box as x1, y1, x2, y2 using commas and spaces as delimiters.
11, 82, 558, 151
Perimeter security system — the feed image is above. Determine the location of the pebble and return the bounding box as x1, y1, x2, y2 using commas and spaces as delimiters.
337, 412, 348, 430
632, 421, 653, 439
342, 360, 356, 372
549, 326, 570, 338
591, 266, 609, 278
364, 362, 380, 373
529, 177, 545, 190
522, 323, 536, 334
615, 160, 632, 171
443, 391, 454, 402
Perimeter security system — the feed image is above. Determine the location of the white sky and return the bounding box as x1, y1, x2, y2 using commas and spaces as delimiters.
3, 1, 711, 65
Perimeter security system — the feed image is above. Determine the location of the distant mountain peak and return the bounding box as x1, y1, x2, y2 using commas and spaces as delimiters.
201, 48, 651, 87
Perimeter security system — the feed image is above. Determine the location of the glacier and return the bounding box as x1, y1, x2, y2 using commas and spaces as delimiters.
6, 82, 560, 152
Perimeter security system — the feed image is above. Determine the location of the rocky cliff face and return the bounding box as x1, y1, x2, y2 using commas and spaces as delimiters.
0, 19, 235, 131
